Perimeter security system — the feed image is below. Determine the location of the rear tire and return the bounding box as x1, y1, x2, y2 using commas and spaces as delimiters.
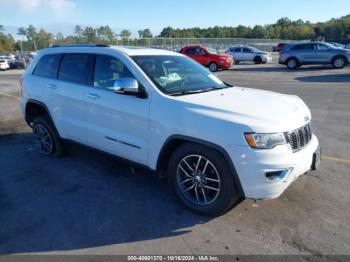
332, 56, 346, 69
209, 62, 218, 72
286, 58, 298, 69
32, 115, 66, 157
168, 143, 241, 216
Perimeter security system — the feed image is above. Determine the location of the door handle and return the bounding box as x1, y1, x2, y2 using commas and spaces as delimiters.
46, 84, 57, 89
87, 93, 100, 100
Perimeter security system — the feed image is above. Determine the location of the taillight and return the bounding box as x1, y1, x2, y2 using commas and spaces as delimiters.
19, 77, 23, 97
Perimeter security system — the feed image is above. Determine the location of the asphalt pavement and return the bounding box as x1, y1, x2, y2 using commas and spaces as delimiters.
0, 63, 349, 256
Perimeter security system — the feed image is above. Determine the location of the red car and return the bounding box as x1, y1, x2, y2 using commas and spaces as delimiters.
180, 45, 234, 72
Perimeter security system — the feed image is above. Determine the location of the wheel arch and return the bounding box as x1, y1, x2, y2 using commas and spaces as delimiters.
208, 61, 218, 67
286, 56, 300, 64
156, 135, 245, 197
25, 99, 55, 128
254, 55, 263, 61
332, 55, 348, 64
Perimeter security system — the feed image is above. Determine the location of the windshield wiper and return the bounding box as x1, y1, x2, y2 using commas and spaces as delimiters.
169, 85, 229, 96
169, 89, 211, 96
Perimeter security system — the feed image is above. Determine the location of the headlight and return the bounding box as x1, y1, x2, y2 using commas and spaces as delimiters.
244, 133, 287, 149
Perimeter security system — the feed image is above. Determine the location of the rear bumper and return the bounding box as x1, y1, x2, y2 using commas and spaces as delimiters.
228, 134, 320, 199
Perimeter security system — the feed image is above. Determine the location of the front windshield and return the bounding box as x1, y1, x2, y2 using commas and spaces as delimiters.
207, 47, 219, 54
132, 55, 229, 95
250, 47, 261, 52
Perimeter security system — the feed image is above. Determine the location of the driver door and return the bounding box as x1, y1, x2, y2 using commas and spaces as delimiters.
85, 54, 150, 165
195, 47, 209, 65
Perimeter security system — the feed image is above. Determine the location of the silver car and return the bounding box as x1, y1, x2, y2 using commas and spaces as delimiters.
279, 42, 350, 69
226, 46, 272, 64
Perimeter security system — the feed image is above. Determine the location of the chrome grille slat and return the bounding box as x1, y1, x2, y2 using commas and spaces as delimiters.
285, 123, 312, 153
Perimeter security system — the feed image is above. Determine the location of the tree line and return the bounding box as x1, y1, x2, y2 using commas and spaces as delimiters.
159, 16, 350, 40
0, 15, 349, 52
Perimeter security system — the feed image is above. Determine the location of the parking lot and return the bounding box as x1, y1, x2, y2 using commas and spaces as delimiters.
0, 61, 350, 256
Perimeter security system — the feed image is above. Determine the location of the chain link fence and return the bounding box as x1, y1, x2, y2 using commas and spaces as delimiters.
16, 37, 301, 53
137, 38, 298, 52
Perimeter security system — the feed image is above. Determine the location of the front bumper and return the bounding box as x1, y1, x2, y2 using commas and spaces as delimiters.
265, 56, 273, 63
228, 134, 320, 199
218, 60, 233, 69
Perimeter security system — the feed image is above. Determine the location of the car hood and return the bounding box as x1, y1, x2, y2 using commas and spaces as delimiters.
173, 87, 311, 133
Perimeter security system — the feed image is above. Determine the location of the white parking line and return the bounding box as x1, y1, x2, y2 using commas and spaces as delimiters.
0, 92, 19, 99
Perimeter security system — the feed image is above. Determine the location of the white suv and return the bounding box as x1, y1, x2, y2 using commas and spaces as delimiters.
19, 44, 320, 216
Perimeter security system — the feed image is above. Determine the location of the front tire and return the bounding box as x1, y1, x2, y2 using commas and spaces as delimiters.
209, 62, 218, 72
332, 56, 346, 69
254, 56, 263, 64
32, 115, 65, 157
168, 143, 241, 216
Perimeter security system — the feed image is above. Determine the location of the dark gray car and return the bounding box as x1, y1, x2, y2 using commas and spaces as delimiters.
279, 42, 350, 69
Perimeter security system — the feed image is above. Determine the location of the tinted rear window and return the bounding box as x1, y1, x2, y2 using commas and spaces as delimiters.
290, 44, 315, 51
33, 54, 62, 78
58, 53, 92, 85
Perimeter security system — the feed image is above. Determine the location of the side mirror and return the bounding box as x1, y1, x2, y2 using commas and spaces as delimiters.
113, 78, 140, 96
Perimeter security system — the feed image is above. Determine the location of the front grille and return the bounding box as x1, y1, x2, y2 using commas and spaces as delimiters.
285, 123, 312, 152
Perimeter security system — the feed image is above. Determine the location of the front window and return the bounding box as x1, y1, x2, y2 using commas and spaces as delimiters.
132, 55, 229, 96
93, 54, 133, 89
318, 43, 333, 51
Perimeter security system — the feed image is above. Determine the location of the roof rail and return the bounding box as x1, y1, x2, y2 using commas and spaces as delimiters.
50, 44, 109, 48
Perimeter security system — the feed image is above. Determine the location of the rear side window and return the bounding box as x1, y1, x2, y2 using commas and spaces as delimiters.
58, 53, 92, 85
33, 54, 62, 79
290, 44, 315, 51
290, 44, 305, 51
234, 48, 241, 52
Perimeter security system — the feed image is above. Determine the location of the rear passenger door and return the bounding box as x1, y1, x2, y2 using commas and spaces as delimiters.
300, 44, 317, 63
85, 54, 150, 165
50, 53, 94, 143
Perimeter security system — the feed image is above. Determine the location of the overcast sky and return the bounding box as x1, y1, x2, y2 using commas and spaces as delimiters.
1, 0, 349, 37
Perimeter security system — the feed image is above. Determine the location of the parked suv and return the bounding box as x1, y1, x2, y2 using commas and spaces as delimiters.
279, 42, 350, 69
225, 46, 272, 64
20, 44, 320, 216
180, 45, 233, 72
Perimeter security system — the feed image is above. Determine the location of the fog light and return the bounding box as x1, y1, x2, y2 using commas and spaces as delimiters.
265, 169, 290, 181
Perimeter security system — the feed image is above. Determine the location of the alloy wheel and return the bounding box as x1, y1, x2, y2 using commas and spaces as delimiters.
334, 58, 345, 68
176, 154, 221, 206
34, 123, 53, 155
209, 63, 218, 72
288, 59, 297, 68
